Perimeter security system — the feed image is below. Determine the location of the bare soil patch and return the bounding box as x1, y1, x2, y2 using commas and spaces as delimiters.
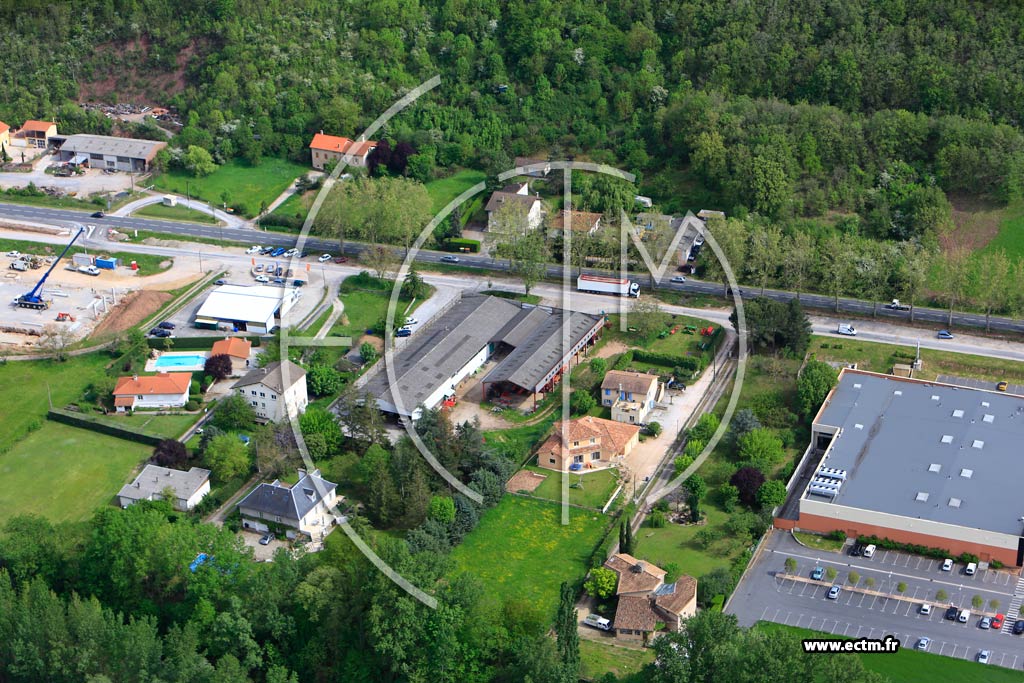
594, 340, 629, 359
92, 290, 172, 337
506, 469, 547, 494
945, 193, 1005, 252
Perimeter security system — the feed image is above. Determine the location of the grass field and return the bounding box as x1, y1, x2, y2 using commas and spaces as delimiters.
579, 640, 653, 681
978, 202, 1024, 261
424, 169, 487, 214
134, 202, 219, 224
522, 465, 622, 510
87, 411, 201, 440
448, 496, 608, 615
635, 504, 737, 578
0, 236, 172, 274
0, 421, 150, 525
793, 530, 845, 553
152, 158, 307, 218
269, 190, 313, 220
756, 622, 1020, 683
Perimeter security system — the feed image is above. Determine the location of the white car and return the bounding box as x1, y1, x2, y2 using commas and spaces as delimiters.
78, 265, 101, 276
254, 275, 270, 283
318, 253, 332, 262
246, 246, 261, 255
403, 317, 419, 326
941, 558, 953, 571
6, 250, 20, 258
978, 650, 990, 664
915, 637, 930, 651
670, 276, 686, 283
965, 562, 977, 575
583, 614, 611, 631
837, 324, 857, 336
863, 544, 876, 558
920, 604, 931, 615
284, 248, 298, 257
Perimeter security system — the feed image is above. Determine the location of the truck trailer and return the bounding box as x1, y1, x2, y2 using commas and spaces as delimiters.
576, 274, 640, 297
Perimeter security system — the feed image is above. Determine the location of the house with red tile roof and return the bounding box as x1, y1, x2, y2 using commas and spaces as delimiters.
602, 553, 697, 644
112, 372, 192, 412
0, 121, 9, 150
15, 120, 57, 148
210, 337, 253, 376
309, 132, 377, 170
536, 416, 640, 471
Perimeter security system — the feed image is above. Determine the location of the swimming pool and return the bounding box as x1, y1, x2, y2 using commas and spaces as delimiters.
154, 353, 208, 369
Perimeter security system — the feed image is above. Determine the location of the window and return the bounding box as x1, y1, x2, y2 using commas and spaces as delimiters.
261, 402, 266, 407
251, 390, 257, 396
259, 392, 265, 397
572, 440, 579, 447
116, 156, 128, 162
573, 455, 583, 464
251, 401, 258, 407
604, 389, 611, 395
590, 437, 596, 444
591, 452, 600, 460
275, 516, 282, 523
137, 395, 143, 400
549, 458, 556, 464
270, 394, 276, 399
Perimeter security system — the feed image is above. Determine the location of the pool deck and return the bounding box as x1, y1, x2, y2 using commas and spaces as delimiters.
145, 351, 210, 373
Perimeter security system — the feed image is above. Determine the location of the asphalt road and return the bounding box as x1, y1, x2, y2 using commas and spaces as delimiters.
2, 201, 1022, 335
727, 531, 1024, 669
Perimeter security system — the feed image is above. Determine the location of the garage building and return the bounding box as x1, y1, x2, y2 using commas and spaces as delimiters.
57, 134, 167, 172
779, 369, 1024, 566
193, 284, 301, 334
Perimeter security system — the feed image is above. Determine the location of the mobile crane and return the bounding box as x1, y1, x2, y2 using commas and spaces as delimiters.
15, 226, 85, 310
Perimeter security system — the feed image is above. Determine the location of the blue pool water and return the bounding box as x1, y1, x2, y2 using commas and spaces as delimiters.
154, 353, 207, 369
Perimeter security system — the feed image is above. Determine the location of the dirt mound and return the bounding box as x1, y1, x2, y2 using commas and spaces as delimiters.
92, 290, 172, 337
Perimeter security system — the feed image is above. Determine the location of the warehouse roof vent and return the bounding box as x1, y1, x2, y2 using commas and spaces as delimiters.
915, 491, 930, 502
948, 497, 962, 508
941, 434, 954, 444
983, 414, 995, 423
931, 395, 940, 401
972, 440, 985, 450
894, 390, 903, 396
961, 469, 973, 479
952, 409, 965, 418
928, 463, 942, 473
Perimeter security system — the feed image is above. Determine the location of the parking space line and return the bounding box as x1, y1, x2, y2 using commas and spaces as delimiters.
1012, 655, 1018, 669
807, 616, 817, 630
855, 625, 863, 637
842, 623, 851, 636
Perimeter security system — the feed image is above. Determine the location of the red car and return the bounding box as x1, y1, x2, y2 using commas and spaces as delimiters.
992, 613, 1005, 630
333, 256, 349, 264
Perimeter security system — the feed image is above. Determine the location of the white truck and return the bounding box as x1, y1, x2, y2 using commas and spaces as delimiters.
577, 274, 640, 297
884, 299, 910, 311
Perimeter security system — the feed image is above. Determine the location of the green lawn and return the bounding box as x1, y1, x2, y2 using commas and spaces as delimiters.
448, 496, 608, 615
134, 202, 219, 224
483, 413, 558, 462
579, 640, 653, 682
756, 622, 1021, 683
635, 504, 737, 579
0, 421, 150, 525
978, 201, 1024, 261
269, 189, 313, 220
522, 465, 622, 510
0, 190, 105, 211
424, 169, 487, 214
128, 229, 246, 248
151, 158, 308, 218
793, 530, 845, 553
87, 411, 201, 440
0, 236, 172, 274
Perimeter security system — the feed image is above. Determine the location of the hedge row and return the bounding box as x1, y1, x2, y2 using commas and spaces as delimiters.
632, 349, 702, 373
256, 213, 303, 232
147, 336, 263, 351
442, 237, 481, 253
47, 409, 164, 447
855, 533, 979, 565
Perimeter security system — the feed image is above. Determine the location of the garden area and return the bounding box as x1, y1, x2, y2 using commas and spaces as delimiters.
517, 465, 622, 510
424, 169, 487, 214
151, 157, 307, 218
448, 496, 609, 615
134, 202, 220, 224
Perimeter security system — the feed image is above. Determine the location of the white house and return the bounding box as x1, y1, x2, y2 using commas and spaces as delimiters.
309, 132, 377, 170
485, 182, 543, 232
601, 370, 663, 425
231, 360, 307, 422
237, 468, 340, 540
118, 465, 211, 511
112, 372, 192, 412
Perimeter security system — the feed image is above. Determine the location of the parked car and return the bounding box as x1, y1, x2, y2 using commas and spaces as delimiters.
583, 614, 612, 631
333, 256, 349, 264
945, 606, 959, 620
258, 533, 274, 546
91, 211, 105, 218
992, 613, 1005, 629
246, 246, 261, 255
149, 328, 172, 338
920, 604, 931, 615
1013, 619, 1024, 634
78, 265, 101, 276
440, 255, 460, 263
293, 279, 306, 287
9, 261, 27, 271
284, 248, 298, 257
272, 277, 285, 284
863, 544, 876, 558
978, 650, 990, 664
271, 247, 286, 257
811, 566, 824, 581
959, 609, 971, 623
937, 329, 954, 339
395, 328, 412, 338
157, 321, 175, 330
5, 250, 20, 258
941, 558, 953, 571
997, 381, 1009, 392
826, 585, 841, 600
214, 279, 227, 285
837, 323, 857, 336
670, 275, 686, 283
849, 542, 864, 557
403, 317, 419, 326
915, 637, 930, 651
980, 616, 992, 630
260, 246, 274, 255
255, 275, 269, 283
255, 264, 264, 272
318, 253, 332, 262
965, 562, 977, 575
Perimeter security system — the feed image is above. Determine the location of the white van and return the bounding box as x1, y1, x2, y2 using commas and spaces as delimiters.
837, 323, 857, 336
965, 562, 977, 575
863, 544, 876, 558
583, 614, 611, 631
959, 609, 971, 623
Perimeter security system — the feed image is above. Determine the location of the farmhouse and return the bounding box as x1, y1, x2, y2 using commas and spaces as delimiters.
0, 121, 9, 149
603, 553, 697, 643
363, 293, 603, 420
535, 416, 640, 472
601, 370, 663, 425
118, 465, 211, 511
551, 209, 603, 236
15, 120, 57, 148
57, 134, 167, 172
485, 182, 543, 232
112, 372, 191, 411
778, 369, 1024, 566
232, 360, 308, 423
237, 468, 339, 540
210, 337, 253, 376
193, 284, 301, 334
308, 132, 377, 170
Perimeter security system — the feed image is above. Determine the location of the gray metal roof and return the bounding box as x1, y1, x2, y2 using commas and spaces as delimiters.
363, 294, 524, 411
118, 465, 210, 502
483, 310, 603, 392
61, 133, 167, 161
491, 306, 549, 347
233, 360, 306, 393
807, 370, 1024, 536
237, 470, 337, 522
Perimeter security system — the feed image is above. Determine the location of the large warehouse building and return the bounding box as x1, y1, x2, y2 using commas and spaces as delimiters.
57, 134, 167, 172
193, 284, 301, 334
779, 369, 1024, 566
362, 293, 603, 420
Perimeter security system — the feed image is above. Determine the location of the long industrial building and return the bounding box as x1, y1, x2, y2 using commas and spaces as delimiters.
778, 369, 1024, 566
193, 284, 301, 334
57, 133, 167, 172
363, 293, 603, 420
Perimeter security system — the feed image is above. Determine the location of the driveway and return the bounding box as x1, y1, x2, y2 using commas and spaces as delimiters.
726, 530, 1024, 669
240, 529, 288, 561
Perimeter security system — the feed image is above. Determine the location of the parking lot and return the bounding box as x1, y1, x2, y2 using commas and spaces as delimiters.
727, 530, 1024, 669
937, 374, 1022, 396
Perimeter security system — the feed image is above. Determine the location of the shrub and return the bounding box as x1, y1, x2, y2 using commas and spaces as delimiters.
687, 413, 720, 444
589, 357, 607, 376
646, 421, 662, 437
185, 400, 200, 411
648, 510, 666, 528
584, 567, 618, 599
443, 237, 481, 253
729, 466, 765, 507
204, 353, 234, 380
570, 389, 596, 415
152, 439, 189, 467
612, 351, 634, 371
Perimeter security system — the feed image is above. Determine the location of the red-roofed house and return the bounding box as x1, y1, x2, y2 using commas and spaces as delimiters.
112, 372, 192, 412
210, 337, 253, 376
0, 121, 9, 150
536, 416, 640, 471
16, 120, 57, 148
602, 553, 698, 643
309, 132, 377, 170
